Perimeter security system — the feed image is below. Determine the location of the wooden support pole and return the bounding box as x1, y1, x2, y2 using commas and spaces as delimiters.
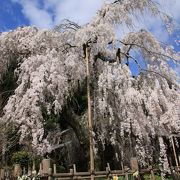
171, 136, 179, 169
85, 44, 94, 180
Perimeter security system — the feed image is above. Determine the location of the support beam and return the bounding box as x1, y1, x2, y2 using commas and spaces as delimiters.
85, 44, 94, 180
171, 136, 179, 170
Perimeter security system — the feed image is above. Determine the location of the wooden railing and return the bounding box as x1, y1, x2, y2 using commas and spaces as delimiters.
38, 159, 180, 180
0, 158, 180, 180
47, 165, 159, 180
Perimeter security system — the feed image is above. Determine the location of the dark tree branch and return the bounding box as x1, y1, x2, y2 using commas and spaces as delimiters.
118, 40, 180, 64
54, 19, 81, 32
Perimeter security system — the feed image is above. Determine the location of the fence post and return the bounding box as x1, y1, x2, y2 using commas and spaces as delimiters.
23, 167, 26, 175
73, 164, 76, 173
48, 167, 52, 180
38, 162, 42, 176
73, 164, 77, 179
32, 160, 36, 171
124, 166, 129, 180
149, 166, 155, 180
53, 164, 57, 174
70, 169, 74, 179
28, 165, 31, 176
106, 163, 111, 180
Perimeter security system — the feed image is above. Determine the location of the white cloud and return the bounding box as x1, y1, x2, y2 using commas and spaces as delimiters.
11, 0, 180, 40
11, 0, 104, 28
50, 0, 104, 25
11, 0, 53, 28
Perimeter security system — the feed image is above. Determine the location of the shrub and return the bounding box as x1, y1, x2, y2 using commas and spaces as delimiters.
11, 151, 32, 167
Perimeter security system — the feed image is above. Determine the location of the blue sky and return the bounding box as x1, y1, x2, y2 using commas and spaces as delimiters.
0, 0, 179, 50
0, 0, 179, 29
0, 0, 29, 31
0, 0, 104, 30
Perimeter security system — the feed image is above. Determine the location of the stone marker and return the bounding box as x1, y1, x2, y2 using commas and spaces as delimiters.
13, 164, 22, 177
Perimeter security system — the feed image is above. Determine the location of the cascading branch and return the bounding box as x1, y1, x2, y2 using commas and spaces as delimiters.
0, 0, 179, 172
95, 62, 180, 168
0, 27, 87, 155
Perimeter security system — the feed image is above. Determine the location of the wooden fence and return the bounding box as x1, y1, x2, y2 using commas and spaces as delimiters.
47, 165, 158, 180
39, 164, 180, 180
1, 158, 180, 180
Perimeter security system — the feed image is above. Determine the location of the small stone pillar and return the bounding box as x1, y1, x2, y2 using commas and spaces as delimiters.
130, 157, 139, 172
0, 168, 5, 180
42, 159, 50, 174
13, 164, 22, 177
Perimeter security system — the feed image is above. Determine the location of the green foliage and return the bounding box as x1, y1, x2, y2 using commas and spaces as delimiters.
96, 175, 173, 180
1, 58, 18, 91
96, 176, 131, 180
34, 156, 42, 170
144, 174, 173, 180
0, 57, 18, 115
154, 175, 162, 180
56, 164, 66, 173
11, 151, 32, 167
